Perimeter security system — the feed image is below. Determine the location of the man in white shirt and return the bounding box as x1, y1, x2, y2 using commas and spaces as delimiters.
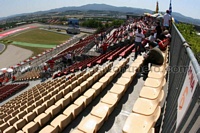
134, 28, 145, 59
163, 10, 172, 30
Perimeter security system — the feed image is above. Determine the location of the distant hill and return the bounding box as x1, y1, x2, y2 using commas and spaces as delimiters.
1, 4, 200, 25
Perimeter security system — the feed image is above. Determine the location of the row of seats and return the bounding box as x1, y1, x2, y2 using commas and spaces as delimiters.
50, 34, 96, 63
38, 62, 114, 133
0, 83, 29, 101
71, 57, 143, 133
0, 65, 101, 133
15, 70, 41, 82
122, 47, 169, 133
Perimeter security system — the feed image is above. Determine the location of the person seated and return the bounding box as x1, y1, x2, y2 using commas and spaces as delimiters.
156, 33, 171, 51
141, 42, 164, 75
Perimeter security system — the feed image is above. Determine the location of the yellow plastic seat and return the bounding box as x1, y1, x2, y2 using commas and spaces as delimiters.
84, 89, 95, 100
122, 106, 161, 133
139, 86, 162, 100
104, 72, 115, 83
45, 105, 62, 117
23, 111, 37, 123
63, 104, 83, 119
144, 77, 165, 88
98, 77, 109, 89
55, 98, 70, 109
39, 125, 59, 133
3, 126, 16, 133
116, 77, 131, 90
132, 90, 164, 115
22, 121, 40, 133
80, 81, 88, 93
72, 86, 81, 100
91, 82, 103, 96
7, 116, 18, 126
70, 129, 85, 133
90, 102, 110, 119
109, 84, 126, 99
13, 118, 27, 130
50, 114, 73, 132
33, 104, 46, 115
34, 113, 51, 127
74, 96, 89, 108
77, 114, 105, 133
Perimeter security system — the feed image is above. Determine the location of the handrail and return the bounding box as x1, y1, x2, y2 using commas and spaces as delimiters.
173, 23, 200, 86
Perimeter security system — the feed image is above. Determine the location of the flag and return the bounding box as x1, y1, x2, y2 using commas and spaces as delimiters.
169, 0, 172, 15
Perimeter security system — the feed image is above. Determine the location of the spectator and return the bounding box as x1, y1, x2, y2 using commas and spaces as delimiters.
134, 28, 145, 59
12, 75, 16, 82
0, 77, 3, 86
100, 43, 108, 54
163, 10, 172, 31
141, 42, 164, 75
155, 21, 162, 39
157, 34, 171, 51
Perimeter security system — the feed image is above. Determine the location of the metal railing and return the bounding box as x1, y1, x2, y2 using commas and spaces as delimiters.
160, 23, 200, 133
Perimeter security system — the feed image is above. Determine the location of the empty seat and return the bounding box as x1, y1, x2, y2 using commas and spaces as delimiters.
34, 113, 51, 127
23, 111, 37, 123
70, 129, 85, 133
132, 90, 164, 115
115, 77, 131, 90
104, 72, 115, 83
33, 104, 46, 115
144, 78, 165, 88
17, 110, 27, 119
7, 116, 18, 126
80, 81, 88, 93
55, 98, 70, 109
83, 89, 95, 101
109, 84, 126, 99
63, 104, 83, 119
3, 126, 16, 133
122, 106, 161, 133
0, 122, 9, 132
50, 114, 73, 132
139, 86, 163, 100
45, 105, 62, 117
99, 77, 109, 89
74, 96, 88, 108
43, 98, 55, 108
87, 76, 94, 87
91, 102, 110, 119
53, 92, 63, 102
61, 85, 72, 96
72, 86, 81, 100
22, 121, 40, 133
14, 119, 27, 130
26, 105, 36, 113
39, 125, 59, 133
91, 82, 103, 96
77, 114, 105, 133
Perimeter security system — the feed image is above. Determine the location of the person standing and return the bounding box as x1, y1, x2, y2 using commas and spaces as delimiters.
163, 10, 172, 31
134, 28, 145, 60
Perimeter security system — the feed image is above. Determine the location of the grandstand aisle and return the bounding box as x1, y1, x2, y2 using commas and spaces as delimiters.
62, 53, 146, 133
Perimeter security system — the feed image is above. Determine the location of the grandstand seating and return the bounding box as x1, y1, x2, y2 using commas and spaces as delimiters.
0, 83, 29, 101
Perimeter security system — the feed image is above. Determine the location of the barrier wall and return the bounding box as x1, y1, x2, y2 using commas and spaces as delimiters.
160, 24, 200, 132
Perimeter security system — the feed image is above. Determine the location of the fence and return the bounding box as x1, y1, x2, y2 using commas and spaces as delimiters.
160, 23, 200, 132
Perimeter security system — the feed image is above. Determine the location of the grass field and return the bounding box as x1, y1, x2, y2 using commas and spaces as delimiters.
2, 28, 71, 56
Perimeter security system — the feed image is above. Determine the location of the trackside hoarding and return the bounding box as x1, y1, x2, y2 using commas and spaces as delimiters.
176, 62, 198, 129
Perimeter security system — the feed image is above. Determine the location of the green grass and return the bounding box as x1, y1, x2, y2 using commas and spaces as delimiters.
176, 23, 200, 62
5, 28, 71, 45
1, 28, 71, 56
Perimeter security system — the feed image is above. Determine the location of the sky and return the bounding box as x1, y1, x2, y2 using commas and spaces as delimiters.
0, 0, 199, 19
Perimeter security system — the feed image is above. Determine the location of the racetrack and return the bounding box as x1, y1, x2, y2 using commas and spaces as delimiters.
0, 45, 33, 68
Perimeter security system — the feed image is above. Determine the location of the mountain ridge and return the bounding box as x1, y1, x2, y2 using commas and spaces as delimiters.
1, 4, 200, 25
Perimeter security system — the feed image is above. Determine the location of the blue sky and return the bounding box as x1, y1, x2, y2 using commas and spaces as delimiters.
0, 0, 199, 19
